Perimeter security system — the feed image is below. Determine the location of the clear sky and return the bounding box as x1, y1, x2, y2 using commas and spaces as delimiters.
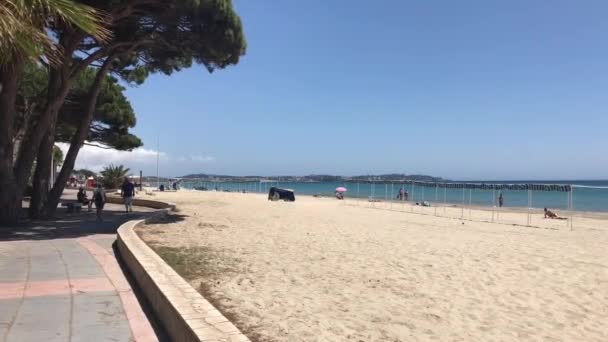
82, 0, 608, 180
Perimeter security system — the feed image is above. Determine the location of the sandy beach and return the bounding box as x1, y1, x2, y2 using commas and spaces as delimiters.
137, 190, 608, 342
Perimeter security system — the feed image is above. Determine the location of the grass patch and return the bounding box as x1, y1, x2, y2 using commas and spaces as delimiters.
149, 245, 265, 341
149, 245, 240, 281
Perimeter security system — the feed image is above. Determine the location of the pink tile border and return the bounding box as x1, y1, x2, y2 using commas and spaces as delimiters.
77, 237, 158, 342
0, 277, 114, 300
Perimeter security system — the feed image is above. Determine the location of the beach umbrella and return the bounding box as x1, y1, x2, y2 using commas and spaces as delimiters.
336, 187, 347, 192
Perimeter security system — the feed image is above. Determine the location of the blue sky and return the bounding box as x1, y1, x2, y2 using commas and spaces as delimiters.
93, 0, 608, 180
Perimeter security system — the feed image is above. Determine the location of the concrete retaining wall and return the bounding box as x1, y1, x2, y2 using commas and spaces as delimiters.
106, 196, 176, 210
116, 202, 249, 342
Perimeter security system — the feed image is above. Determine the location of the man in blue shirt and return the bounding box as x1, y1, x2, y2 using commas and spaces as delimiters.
121, 177, 136, 213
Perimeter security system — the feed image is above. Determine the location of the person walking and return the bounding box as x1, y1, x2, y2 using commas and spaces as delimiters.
397, 188, 404, 200
121, 177, 136, 213
498, 192, 504, 208
93, 183, 106, 221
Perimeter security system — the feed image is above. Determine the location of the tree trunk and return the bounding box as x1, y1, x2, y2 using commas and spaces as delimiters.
13, 68, 69, 194
12, 31, 82, 196
0, 58, 24, 225
45, 57, 114, 217
29, 126, 57, 219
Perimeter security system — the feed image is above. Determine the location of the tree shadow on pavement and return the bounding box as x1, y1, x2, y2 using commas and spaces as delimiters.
0, 206, 166, 241
0, 191, 183, 341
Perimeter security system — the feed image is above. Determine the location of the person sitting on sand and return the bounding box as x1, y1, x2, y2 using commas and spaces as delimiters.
335, 191, 344, 200
544, 207, 567, 219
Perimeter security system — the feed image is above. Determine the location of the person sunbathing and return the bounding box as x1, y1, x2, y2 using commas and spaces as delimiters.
544, 208, 567, 219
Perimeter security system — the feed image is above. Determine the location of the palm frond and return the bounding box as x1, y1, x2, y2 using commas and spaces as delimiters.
0, 0, 110, 64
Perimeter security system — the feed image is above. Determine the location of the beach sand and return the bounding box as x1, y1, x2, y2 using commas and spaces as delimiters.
137, 191, 608, 342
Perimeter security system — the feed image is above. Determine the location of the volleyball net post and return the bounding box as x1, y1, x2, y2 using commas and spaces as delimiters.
469, 189, 473, 220
491, 189, 495, 222
385, 183, 388, 209
526, 189, 532, 226
390, 183, 394, 210
411, 182, 415, 212
570, 186, 574, 231
434, 184, 438, 217
403, 183, 407, 211
443, 187, 447, 214
461, 188, 465, 219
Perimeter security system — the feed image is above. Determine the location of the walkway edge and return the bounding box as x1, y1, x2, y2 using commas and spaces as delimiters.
116, 200, 250, 342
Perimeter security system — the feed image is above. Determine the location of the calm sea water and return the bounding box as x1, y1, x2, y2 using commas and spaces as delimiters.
176, 180, 608, 213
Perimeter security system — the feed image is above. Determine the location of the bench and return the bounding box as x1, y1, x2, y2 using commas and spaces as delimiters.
61, 202, 83, 213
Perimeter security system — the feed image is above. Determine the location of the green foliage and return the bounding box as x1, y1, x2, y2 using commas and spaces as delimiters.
101, 0, 247, 85
74, 168, 96, 178
14, 63, 47, 131
100, 164, 130, 189
57, 67, 143, 150
18, 64, 143, 151
52, 145, 63, 167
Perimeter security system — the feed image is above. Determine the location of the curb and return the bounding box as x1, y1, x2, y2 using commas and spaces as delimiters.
106, 196, 176, 210
117, 201, 250, 342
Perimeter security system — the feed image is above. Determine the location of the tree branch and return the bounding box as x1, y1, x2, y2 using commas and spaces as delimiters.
113, 0, 168, 21
70, 47, 109, 78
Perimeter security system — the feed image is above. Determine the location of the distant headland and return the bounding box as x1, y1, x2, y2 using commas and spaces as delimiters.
173, 173, 447, 183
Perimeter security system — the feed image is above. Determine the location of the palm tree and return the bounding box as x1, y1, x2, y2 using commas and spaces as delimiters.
0, 0, 110, 64
100, 164, 130, 189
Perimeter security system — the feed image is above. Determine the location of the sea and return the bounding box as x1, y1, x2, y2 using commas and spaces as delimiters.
175, 180, 608, 213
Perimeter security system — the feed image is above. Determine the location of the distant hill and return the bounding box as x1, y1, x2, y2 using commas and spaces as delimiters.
348, 174, 446, 182
179, 173, 447, 182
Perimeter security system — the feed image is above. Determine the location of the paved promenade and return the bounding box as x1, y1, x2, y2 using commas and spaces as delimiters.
0, 198, 167, 342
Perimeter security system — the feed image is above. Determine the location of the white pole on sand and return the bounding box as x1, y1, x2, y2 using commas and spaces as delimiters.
569, 186, 574, 231
156, 135, 160, 190
468, 188, 472, 219
434, 184, 438, 216
371, 182, 375, 207
526, 189, 532, 226
391, 183, 394, 210
403, 182, 407, 211
492, 189, 495, 222
444, 187, 447, 215
411, 182, 415, 212
421, 186, 425, 214
385, 183, 388, 209
496, 189, 500, 222
461, 187, 465, 219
